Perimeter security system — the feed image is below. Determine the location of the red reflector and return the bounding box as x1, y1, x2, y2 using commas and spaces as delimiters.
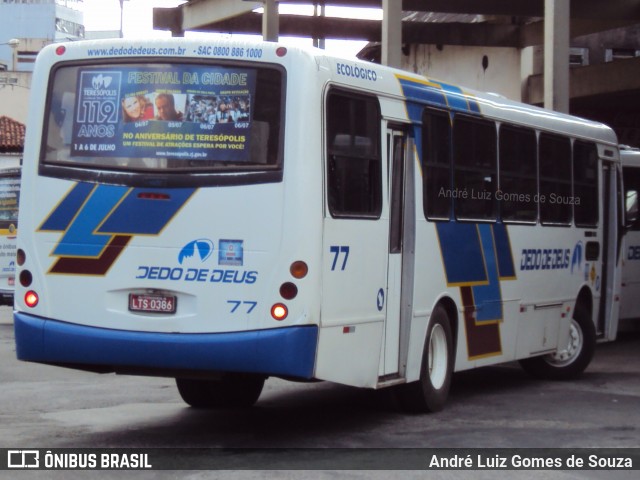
279, 282, 298, 300
138, 192, 170, 200
343, 326, 355, 334
276, 47, 288, 57
55, 45, 66, 56
25, 290, 39, 308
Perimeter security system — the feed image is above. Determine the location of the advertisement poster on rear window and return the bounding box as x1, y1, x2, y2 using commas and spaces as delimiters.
71, 65, 255, 162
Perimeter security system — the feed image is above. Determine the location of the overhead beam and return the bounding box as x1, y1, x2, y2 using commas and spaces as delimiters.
154, 0, 262, 35
527, 57, 640, 105
402, 0, 640, 21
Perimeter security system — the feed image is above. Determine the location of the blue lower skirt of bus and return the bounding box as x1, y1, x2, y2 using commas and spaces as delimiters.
14, 312, 318, 379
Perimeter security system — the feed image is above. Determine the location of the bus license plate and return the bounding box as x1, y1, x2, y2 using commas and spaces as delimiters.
129, 294, 176, 314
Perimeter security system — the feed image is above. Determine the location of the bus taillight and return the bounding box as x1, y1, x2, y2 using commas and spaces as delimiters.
290, 261, 308, 279
271, 303, 288, 321
279, 282, 298, 300
19, 270, 32, 287
25, 291, 39, 308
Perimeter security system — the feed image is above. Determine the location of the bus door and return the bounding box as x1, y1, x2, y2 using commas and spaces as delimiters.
316, 90, 391, 388
381, 126, 416, 378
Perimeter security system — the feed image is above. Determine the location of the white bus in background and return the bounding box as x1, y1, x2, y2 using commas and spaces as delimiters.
13, 38, 626, 412
620, 146, 640, 321
0, 167, 20, 306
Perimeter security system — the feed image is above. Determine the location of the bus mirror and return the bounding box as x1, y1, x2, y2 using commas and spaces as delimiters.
626, 189, 639, 227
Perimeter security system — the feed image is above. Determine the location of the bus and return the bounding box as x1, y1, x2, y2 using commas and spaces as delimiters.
0, 167, 20, 306
13, 38, 625, 412
620, 146, 640, 321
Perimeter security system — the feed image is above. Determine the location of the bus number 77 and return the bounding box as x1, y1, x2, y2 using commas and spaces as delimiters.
329, 246, 350, 271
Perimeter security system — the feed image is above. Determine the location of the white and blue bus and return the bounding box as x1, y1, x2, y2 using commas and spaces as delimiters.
13, 38, 625, 411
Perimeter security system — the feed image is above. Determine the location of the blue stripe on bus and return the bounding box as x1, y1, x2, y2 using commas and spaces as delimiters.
52, 185, 129, 257
40, 182, 94, 232
472, 224, 503, 322
397, 78, 448, 109
492, 223, 516, 279
467, 97, 481, 114
98, 188, 196, 235
437, 82, 471, 112
436, 222, 488, 285
14, 312, 318, 379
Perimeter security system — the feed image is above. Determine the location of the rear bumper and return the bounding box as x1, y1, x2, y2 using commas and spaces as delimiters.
14, 312, 318, 379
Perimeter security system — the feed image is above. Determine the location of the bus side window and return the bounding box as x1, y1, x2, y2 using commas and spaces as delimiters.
499, 124, 537, 223
422, 108, 452, 221
539, 133, 572, 225
453, 114, 497, 221
573, 140, 599, 227
624, 167, 640, 230
326, 91, 381, 219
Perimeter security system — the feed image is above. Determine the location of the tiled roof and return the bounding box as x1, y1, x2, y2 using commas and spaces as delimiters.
0, 115, 26, 152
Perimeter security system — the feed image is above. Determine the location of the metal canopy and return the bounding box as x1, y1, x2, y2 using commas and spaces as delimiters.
152, 0, 640, 127
153, 0, 640, 47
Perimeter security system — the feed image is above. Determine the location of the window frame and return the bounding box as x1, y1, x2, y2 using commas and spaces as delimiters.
325, 88, 382, 220
452, 113, 497, 222
497, 123, 538, 224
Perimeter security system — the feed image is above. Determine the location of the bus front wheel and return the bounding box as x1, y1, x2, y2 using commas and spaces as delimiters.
519, 304, 596, 380
175, 373, 265, 409
396, 305, 454, 413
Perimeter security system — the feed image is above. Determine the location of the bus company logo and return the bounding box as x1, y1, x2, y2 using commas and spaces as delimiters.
519, 247, 571, 271
7, 450, 39, 469
178, 238, 214, 265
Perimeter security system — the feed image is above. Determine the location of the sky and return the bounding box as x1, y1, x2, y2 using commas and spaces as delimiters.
82, 0, 381, 58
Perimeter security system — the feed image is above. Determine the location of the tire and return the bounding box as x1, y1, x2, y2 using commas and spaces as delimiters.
176, 373, 265, 409
519, 304, 596, 380
396, 305, 454, 413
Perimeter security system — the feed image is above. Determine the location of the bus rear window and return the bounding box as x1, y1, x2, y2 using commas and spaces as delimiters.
42, 62, 283, 179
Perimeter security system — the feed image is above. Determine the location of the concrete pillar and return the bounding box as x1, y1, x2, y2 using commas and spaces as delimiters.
314, 1, 326, 49
382, 0, 402, 68
544, 0, 570, 113
262, 0, 279, 42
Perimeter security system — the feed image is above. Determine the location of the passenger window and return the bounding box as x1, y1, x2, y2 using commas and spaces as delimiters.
499, 124, 537, 223
539, 133, 572, 225
422, 108, 452, 220
326, 91, 381, 218
623, 166, 640, 231
453, 115, 497, 220
573, 141, 599, 227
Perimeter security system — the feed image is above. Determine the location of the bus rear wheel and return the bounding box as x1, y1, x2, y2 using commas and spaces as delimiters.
519, 304, 596, 380
175, 373, 265, 408
396, 305, 453, 413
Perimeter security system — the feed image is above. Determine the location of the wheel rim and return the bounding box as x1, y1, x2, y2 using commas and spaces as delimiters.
428, 323, 448, 389
545, 319, 583, 367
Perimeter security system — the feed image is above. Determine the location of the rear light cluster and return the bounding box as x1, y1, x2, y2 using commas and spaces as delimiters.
17, 249, 39, 308
270, 261, 308, 321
